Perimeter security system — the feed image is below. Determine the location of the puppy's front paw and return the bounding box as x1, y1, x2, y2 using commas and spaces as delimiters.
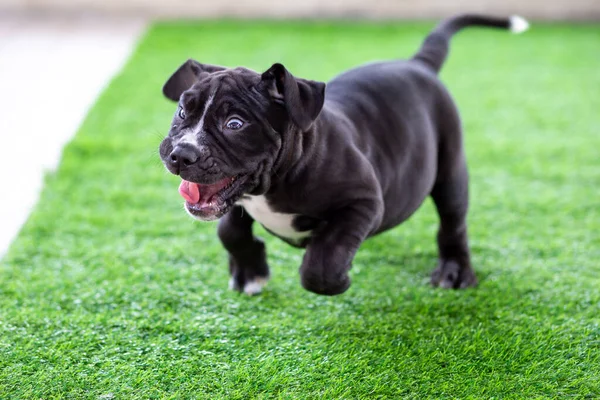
431, 259, 477, 289
300, 269, 351, 296
229, 275, 270, 296
228, 252, 270, 295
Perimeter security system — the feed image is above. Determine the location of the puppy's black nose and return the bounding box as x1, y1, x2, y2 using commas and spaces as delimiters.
169, 145, 199, 168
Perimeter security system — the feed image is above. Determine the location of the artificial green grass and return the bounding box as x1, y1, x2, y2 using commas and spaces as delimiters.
1, 21, 599, 398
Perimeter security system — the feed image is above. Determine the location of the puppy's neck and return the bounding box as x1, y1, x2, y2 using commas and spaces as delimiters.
270, 118, 322, 186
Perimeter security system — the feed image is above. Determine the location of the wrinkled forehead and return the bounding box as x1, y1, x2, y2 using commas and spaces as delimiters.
181, 67, 262, 106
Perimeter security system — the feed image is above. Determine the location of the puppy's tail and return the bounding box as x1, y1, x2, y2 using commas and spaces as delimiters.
412, 14, 529, 73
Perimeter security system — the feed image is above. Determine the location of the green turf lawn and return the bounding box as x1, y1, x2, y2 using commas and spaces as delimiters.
1, 20, 599, 398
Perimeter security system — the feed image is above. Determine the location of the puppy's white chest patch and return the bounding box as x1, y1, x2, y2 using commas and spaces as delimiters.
237, 195, 311, 241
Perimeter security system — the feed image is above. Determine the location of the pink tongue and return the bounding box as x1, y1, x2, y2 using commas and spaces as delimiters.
178, 178, 231, 204
179, 180, 200, 204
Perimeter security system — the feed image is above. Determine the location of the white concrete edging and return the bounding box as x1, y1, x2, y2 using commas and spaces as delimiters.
0, 14, 146, 257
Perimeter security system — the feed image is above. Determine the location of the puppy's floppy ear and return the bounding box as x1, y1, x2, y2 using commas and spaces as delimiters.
261, 63, 325, 131
162, 59, 226, 102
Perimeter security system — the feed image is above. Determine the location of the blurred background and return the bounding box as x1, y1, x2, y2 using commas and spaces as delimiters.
2, 0, 600, 20
0, 0, 598, 255
0, 0, 598, 257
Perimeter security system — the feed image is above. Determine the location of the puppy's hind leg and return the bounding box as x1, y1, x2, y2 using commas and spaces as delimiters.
430, 157, 477, 289
218, 206, 270, 295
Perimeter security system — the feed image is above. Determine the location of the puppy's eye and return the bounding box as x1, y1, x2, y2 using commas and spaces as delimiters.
226, 118, 244, 130
178, 106, 186, 119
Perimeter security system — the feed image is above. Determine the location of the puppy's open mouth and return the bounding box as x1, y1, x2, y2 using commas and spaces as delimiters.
179, 176, 246, 220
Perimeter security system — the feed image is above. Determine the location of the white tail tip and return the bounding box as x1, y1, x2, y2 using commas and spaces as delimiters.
509, 15, 529, 34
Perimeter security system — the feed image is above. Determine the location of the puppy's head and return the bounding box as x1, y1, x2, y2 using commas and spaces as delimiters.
159, 59, 325, 221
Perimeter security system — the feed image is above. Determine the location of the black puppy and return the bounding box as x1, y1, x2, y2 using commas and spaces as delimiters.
159, 14, 528, 295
